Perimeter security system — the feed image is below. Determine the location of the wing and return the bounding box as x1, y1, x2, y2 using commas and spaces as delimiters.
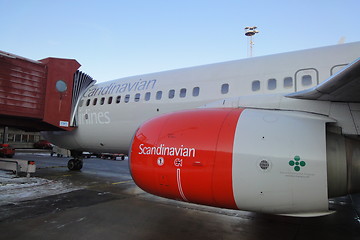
287, 58, 360, 102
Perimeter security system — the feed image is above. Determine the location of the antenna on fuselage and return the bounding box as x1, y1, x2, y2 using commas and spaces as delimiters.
244, 26, 259, 57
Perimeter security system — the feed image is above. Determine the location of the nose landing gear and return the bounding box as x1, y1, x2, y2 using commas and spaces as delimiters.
67, 150, 84, 170
67, 158, 83, 170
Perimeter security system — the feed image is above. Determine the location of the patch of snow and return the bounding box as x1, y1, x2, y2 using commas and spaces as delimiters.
0, 170, 81, 206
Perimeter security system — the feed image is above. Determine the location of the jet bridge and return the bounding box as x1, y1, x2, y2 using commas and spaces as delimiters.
0, 50, 95, 131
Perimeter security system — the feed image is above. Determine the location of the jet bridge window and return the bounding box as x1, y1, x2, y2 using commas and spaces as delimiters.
268, 78, 277, 90
193, 87, 200, 97
134, 93, 141, 102
221, 84, 229, 94
283, 77, 293, 88
168, 89, 175, 99
156, 91, 162, 100
180, 88, 187, 98
252, 80, 260, 91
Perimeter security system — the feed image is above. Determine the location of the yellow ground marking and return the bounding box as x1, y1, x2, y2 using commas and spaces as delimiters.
112, 180, 133, 185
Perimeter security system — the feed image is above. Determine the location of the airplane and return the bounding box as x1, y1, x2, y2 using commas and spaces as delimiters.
43, 41, 360, 216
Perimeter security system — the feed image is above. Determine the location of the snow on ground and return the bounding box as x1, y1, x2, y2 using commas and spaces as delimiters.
0, 170, 81, 206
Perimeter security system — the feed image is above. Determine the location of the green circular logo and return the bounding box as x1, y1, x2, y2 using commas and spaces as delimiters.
289, 156, 306, 172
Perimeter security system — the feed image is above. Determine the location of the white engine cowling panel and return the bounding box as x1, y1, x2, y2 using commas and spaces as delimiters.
232, 109, 331, 214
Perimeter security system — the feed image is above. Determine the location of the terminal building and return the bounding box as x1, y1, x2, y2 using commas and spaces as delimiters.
1, 127, 41, 149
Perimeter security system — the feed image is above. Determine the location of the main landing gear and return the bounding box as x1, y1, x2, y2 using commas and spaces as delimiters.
67, 150, 83, 171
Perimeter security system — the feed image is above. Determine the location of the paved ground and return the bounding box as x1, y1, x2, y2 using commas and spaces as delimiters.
0, 152, 359, 240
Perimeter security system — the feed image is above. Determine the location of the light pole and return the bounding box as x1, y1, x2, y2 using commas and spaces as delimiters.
245, 26, 259, 57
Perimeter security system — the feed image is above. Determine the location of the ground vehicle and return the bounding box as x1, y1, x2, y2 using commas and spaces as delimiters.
34, 140, 53, 149
0, 144, 15, 158
100, 153, 125, 160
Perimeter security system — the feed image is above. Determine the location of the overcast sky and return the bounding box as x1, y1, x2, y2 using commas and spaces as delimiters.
1, 0, 359, 82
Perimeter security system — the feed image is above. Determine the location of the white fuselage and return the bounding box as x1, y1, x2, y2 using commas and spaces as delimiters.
44, 42, 360, 153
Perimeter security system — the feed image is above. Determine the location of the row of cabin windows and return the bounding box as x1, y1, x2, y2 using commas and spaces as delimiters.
82, 84, 230, 107
252, 75, 313, 91
80, 83, 229, 107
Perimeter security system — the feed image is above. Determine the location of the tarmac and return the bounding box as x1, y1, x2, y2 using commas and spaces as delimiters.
0, 152, 359, 240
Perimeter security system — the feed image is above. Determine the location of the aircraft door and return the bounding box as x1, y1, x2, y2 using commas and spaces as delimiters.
295, 68, 318, 92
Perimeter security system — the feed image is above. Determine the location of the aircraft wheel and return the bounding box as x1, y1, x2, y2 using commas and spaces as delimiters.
75, 159, 83, 170
67, 159, 76, 170
68, 159, 83, 171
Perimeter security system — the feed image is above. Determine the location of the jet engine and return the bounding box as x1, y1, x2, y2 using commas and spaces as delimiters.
129, 108, 360, 215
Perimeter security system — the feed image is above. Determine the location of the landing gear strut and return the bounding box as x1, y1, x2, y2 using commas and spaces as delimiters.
68, 150, 83, 171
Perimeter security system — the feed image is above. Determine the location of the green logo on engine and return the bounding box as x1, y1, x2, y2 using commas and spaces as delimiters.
289, 155, 306, 172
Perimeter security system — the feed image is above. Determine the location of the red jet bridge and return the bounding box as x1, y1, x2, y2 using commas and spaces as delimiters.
0, 50, 95, 131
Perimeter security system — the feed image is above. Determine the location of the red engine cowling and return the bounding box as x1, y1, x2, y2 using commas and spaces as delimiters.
130, 108, 334, 215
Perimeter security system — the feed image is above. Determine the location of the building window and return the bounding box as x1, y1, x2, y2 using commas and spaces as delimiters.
193, 87, 200, 97
156, 91, 162, 100
15, 134, 21, 142
180, 88, 186, 98
134, 93, 141, 102
283, 77, 293, 88
302, 75, 312, 86
221, 83, 229, 94
168, 89, 175, 99
108, 96, 113, 104
268, 78, 277, 90
124, 94, 130, 103
7, 134, 14, 142
116, 96, 121, 103
145, 92, 151, 101
252, 80, 260, 91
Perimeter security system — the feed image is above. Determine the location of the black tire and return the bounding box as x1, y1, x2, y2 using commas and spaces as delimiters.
67, 159, 76, 170
75, 160, 83, 170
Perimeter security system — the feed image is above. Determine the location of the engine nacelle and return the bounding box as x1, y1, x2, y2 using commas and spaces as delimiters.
129, 108, 357, 215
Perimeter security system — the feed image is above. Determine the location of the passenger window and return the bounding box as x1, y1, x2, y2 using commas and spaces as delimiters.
134, 93, 140, 102
193, 87, 200, 97
268, 78, 277, 90
302, 75, 312, 86
180, 88, 186, 98
93, 98, 97, 105
145, 92, 151, 101
79, 100, 84, 107
283, 77, 293, 88
108, 96, 113, 104
168, 89, 175, 99
86, 99, 90, 106
252, 80, 260, 91
116, 96, 121, 103
156, 91, 162, 100
100, 97, 105, 105
124, 94, 130, 103
221, 84, 229, 94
